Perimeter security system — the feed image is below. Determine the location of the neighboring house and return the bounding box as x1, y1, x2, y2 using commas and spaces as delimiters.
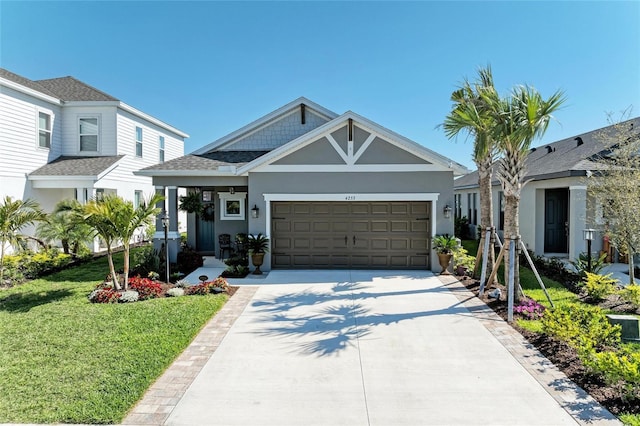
137, 97, 468, 272
454, 117, 640, 263
0, 68, 188, 250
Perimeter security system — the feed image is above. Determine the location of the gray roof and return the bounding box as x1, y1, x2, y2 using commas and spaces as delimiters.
0, 68, 59, 98
36, 76, 118, 101
0, 68, 119, 102
29, 156, 124, 177
454, 117, 640, 189
139, 151, 271, 172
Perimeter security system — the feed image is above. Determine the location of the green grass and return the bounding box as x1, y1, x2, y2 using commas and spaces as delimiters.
0, 249, 227, 424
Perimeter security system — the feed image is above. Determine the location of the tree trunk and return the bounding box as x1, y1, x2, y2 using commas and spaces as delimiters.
477, 159, 495, 280
0, 242, 5, 282
629, 242, 636, 286
123, 244, 130, 291
62, 239, 70, 255
106, 246, 120, 290
503, 192, 521, 302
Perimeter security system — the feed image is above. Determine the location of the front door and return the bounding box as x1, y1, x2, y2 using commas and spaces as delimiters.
544, 189, 568, 253
196, 191, 216, 253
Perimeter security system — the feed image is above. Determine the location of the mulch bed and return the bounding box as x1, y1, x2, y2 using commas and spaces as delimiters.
457, 275, 640, 417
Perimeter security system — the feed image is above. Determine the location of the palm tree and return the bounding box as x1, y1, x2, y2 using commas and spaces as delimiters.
487, 85, 565, 298
37, 199, 93, 255
0, 196, 46, 281
75, 194, 163, 290
443, 66, 498, 277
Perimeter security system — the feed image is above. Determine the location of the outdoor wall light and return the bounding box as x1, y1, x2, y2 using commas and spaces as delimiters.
229, 187, 235, 194
251, 204, 260, 219
443, 204, 452, 219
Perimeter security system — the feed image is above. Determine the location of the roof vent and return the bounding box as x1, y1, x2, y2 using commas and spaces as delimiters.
575, 136, 584, 146
546, 146, 554, 153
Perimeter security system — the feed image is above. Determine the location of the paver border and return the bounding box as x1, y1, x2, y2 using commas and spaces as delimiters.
122, 286, 258, 425
438, 274, 621, 426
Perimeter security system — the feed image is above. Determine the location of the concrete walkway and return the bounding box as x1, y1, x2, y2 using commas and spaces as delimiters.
124, 270, 620, 426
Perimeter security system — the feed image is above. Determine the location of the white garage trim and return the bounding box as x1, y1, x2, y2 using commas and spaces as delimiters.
262, 193, 440, 241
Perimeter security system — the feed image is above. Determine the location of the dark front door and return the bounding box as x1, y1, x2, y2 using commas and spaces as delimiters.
544, 189, 568, 253
196, 201, 216, 253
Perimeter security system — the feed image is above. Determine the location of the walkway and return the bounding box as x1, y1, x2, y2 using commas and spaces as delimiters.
124, 270, 620, 426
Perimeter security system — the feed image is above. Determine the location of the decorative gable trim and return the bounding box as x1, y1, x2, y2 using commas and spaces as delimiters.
238, 111, 469, 176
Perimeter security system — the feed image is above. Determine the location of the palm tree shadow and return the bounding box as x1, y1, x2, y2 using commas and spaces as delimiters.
0, 289, 73, 313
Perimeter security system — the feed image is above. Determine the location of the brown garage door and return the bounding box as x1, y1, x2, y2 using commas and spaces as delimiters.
271, 201, 431, 269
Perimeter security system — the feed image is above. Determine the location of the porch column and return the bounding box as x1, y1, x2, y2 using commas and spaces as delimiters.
166, 186, 180, 263
76, 187, 86, 204
153, 186, 165, 255
569, 185, 587, 262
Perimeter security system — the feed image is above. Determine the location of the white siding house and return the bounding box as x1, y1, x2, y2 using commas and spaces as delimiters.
0, 68, 189, 251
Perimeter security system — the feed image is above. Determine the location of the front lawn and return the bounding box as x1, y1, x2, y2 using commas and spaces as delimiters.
0, 248, 227, 424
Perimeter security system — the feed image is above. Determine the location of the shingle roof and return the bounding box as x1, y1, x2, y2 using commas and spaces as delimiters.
29, 156, 124, 177
36, 76, 118, 101
454, 117, 640, 189
139, 151, 271, 172
0, 68, 59, 98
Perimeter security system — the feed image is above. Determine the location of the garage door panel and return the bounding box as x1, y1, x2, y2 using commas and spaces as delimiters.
271, 201, 430, 269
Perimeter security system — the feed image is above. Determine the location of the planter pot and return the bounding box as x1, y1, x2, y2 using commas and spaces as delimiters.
251, 253, 265, 275
437, 253, 452, 275
456, 265, 468, 276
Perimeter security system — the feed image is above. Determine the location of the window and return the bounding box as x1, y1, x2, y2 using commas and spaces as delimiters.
134, 190, 143, 208
38, 112, 51, 148
135, 126, 143, 157
498, 191, 505, 231
454, 194, 462, 220
219, 192, 246, 220
79, 117, 99, 151
159, 136, 165, 162
467, 193, 477, 225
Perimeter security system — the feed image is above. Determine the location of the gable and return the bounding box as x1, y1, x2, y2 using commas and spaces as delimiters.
245, 115, 459, 174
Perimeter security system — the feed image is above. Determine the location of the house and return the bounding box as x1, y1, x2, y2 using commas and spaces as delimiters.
0, 68, 188, 250
136, 97, 468, 272
454, 117, 640, 263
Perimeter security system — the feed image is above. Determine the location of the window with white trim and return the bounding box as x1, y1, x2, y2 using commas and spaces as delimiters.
79, 117, 99, 152
159, 136, 165, 162
135, 126, 143, 157
38, 112, 51, 148
219, 192, 246, 220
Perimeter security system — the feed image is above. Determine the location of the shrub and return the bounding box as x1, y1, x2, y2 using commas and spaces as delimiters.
131, 246, 160, 278
454, 216, 471, 240
128, 276, 162, 300
520, 250, 582, 292
570, 252, 608, 276
4, 249, 73, 281
581, 347, 640, 401
88, 288, 121, 304
186, 277, 229, 295
177, 245, 203, 274
119, 291, 139, 303
514, 298, 546, 320
174, 279, 190, 288
541, 303, 621, 351
620, 284, 640, 308
166, 287, 185, 297
583, 272, 618, 301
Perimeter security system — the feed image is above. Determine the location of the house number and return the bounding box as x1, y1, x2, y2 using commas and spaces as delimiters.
345, 195, 356, 201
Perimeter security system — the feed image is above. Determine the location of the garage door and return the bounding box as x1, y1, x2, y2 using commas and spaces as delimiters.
271, 201, 431, 269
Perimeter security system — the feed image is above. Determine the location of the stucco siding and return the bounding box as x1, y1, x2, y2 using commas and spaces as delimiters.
221, 109, 329, 151
355, 137, 429, 165
272, 137, 346, 165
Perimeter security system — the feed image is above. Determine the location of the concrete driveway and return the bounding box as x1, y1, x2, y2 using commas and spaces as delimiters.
128, 270, 620, 426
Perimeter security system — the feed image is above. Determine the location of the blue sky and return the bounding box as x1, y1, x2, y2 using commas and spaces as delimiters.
1, 1, 638, 169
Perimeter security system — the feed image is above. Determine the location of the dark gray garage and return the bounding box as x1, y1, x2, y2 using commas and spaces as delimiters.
271, 201, 431, 269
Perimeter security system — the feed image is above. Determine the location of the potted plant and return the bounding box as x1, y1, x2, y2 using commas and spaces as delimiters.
432, 234, 458, 275
453, 246, 475, 276
247, 233, 269, 275
178, 192, 204, 215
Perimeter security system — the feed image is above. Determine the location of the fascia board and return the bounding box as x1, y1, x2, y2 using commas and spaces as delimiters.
191, 97, 338, 155
95, 157, 125, 180
118, 103, 189, 138
134, 169, 237, 177
1, 78, 62, 105
28, 175, 97, 181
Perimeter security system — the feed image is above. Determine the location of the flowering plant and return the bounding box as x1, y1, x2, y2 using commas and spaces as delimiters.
514, 298, 546, 320
128, 276, 163, 300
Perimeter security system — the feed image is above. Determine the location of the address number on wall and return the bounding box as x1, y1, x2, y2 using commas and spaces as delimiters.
344, 195, 356, 201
